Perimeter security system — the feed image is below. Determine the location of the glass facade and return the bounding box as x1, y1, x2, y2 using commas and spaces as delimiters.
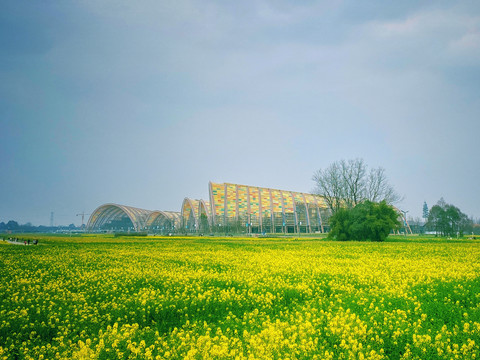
208, 182, 328, 233
87, 204, 180, 233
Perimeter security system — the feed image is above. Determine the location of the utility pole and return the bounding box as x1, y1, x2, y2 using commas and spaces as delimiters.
50, 212, 54, 227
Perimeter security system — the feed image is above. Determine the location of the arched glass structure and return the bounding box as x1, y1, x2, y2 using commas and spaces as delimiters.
198, 200, 212, 232
87, 204, 180, 233
145, 211, 182, 234
181, 198, 200, 232
87, 204, 151, 232
181, 198, 212, 233
208, 182, 330, 233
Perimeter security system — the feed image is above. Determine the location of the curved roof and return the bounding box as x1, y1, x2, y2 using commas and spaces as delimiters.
208, 182, 329, 224
87, 203, 153, 231
199, 200, 212, 225
182, 198, 201, 229
145, 210, 182, 228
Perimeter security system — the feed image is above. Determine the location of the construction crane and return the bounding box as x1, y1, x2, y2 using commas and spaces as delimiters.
76, 212, 90, 228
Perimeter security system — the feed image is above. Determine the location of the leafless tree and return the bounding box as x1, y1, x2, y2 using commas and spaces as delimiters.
313, 158, 401, 213
341, 159, 366, 208
312, 162, 344, 214
365, 167, 401, 204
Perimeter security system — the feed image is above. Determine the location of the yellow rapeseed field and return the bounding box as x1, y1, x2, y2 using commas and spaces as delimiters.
0, 236, 479, 359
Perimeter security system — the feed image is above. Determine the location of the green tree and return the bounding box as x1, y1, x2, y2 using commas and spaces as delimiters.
422, 201, 429, 220
427, 199, 472, 237
199, 214, 210, 233
328, 201, 400, 242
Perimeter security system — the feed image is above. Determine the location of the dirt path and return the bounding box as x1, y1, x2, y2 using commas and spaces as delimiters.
3, 240, 40, 246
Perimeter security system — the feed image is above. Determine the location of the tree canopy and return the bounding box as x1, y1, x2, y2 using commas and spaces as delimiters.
427, 198, 472, 237
328, 200, 400, 242
423, 201, 429, 220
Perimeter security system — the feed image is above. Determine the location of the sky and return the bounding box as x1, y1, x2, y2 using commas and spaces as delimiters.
1, 0, 479, 226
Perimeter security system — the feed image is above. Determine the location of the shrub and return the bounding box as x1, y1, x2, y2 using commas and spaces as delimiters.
328, 200, 400, 241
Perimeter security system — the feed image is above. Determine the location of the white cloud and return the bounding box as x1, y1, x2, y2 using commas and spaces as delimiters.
358, 9, 480, 62
449, 28, 480, 58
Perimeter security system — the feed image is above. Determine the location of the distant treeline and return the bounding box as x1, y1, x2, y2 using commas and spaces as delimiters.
0, 220, 81, 233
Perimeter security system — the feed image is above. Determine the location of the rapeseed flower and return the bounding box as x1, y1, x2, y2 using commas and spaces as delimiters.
0, 236, 479, 359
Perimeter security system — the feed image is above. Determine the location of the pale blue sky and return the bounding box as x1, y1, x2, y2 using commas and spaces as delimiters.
1, 1, 479, 225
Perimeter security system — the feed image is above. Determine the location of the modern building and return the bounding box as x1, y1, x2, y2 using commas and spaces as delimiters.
181, 182, 330, 234
86, 203, 181, 233
87, 181, 411, 234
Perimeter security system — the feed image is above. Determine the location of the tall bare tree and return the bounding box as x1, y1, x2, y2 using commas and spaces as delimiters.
341, 158, 366, 208
313, 158, 401, 213
312, 162, 344, 214
365, 167, 401, 204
